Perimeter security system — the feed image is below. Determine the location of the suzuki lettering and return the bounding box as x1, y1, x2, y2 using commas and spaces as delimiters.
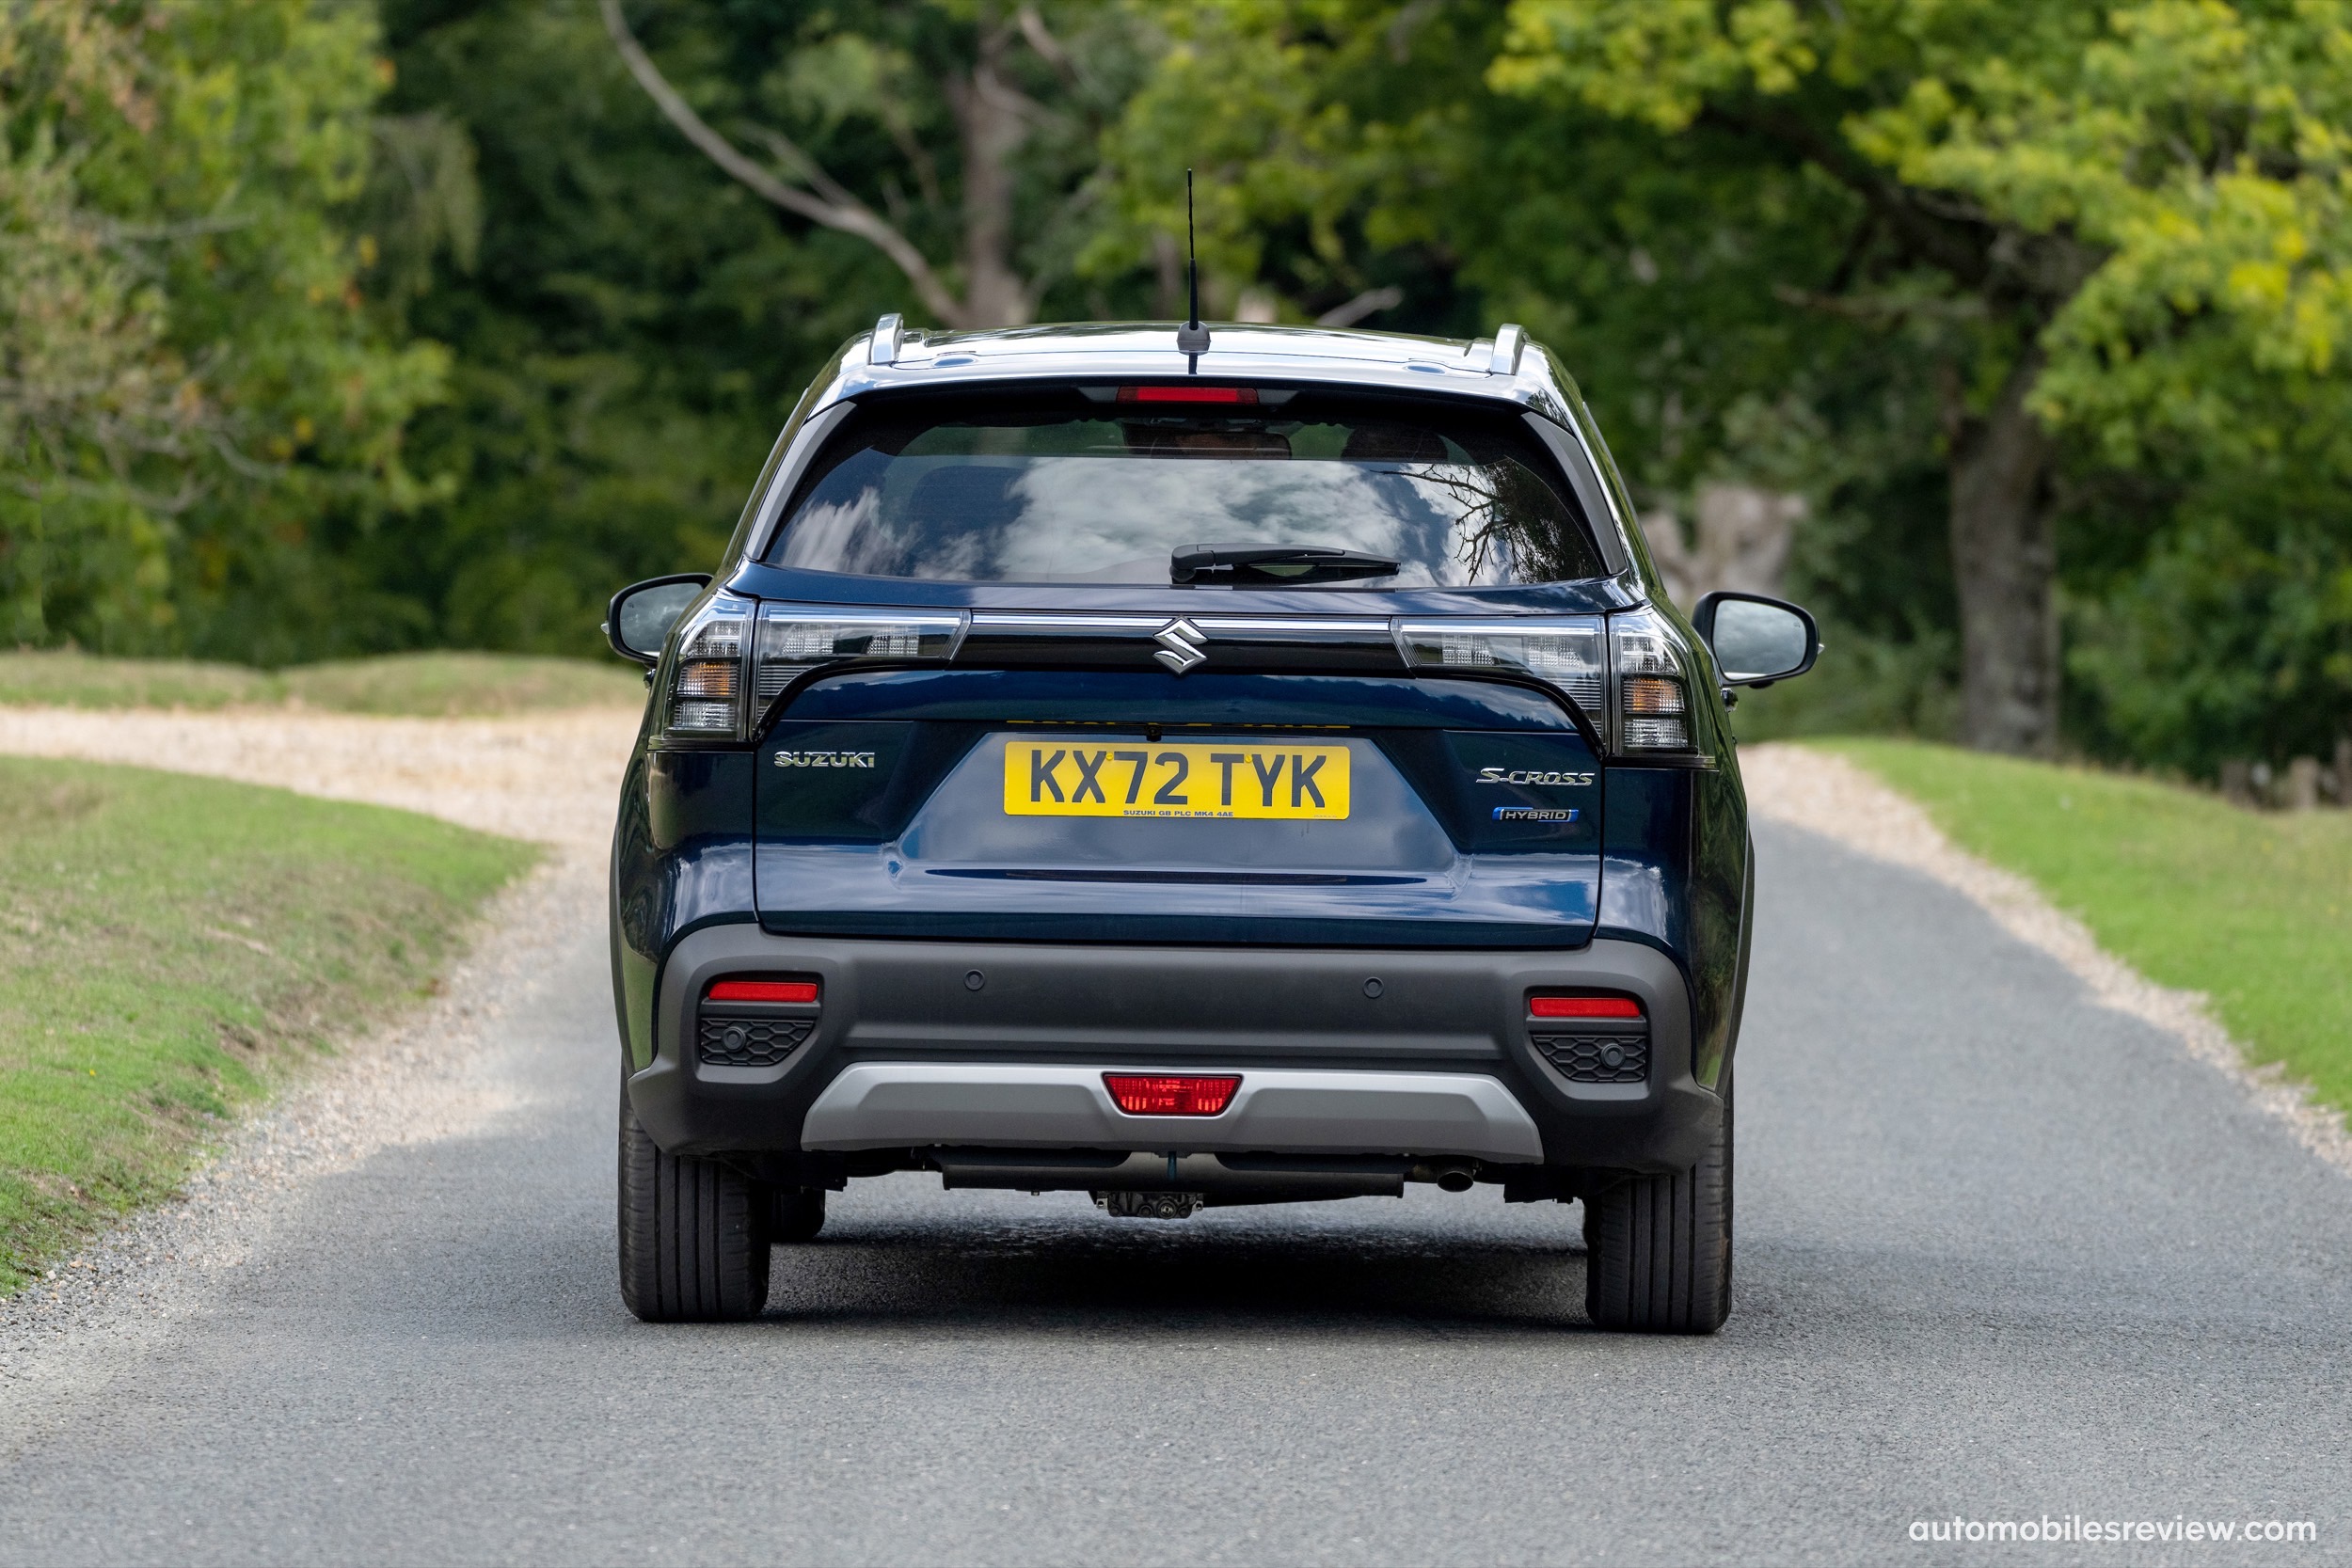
773, 751, 878, 768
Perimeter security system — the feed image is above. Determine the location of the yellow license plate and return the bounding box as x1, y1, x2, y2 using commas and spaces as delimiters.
1003, 739, 1351, 819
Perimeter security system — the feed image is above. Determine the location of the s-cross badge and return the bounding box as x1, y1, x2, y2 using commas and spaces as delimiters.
1152, 617, 1208, 674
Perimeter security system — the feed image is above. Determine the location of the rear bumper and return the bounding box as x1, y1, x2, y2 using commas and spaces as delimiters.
627, 927, 1724, 1174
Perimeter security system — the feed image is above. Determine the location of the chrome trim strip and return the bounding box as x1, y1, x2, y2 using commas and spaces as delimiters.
1392, 617, 1602, 638
1188, 617, 1392, 635
758, 605, 966, 626
968, 613, 1169, 630
800, 1064, 1544, 1161
967, 613, 1393, 636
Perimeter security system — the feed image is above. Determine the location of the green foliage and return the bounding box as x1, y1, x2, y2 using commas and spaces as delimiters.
0, 757, 533, 1292
359, 0, 846, 657
1834, 737, 2352, 1118
2067, 497, 2352, 773
0, 0, 453, 661
1493, 0, 2352, 768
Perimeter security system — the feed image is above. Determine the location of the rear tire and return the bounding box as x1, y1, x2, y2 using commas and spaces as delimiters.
618, 1090, 771, 1322
1582, 1069, 1732, 1334
770, 1186, 826, 1243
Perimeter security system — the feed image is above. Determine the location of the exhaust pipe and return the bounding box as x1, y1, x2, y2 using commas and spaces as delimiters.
1408, 1160, 1480, 1193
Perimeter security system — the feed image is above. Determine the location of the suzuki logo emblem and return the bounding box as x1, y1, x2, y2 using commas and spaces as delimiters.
1152, 617, 1208, 674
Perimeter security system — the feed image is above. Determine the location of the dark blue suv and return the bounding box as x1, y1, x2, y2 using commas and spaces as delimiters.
604, 318, 1818, 1333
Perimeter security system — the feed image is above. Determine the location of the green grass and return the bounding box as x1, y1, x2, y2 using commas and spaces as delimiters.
0, 757, 536, 1291
1827, 738, 2352, 1116
0, 648, 643, 716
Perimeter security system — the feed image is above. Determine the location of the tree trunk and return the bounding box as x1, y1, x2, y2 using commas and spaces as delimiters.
946, 29, 1035, 328
1945, 348, 2059, 755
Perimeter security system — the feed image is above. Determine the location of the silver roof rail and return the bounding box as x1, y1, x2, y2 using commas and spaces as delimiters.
867, 312, 904, 367
1488, 323, 1524, 376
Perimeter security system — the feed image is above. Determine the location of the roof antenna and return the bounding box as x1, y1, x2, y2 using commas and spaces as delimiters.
1175, 167, 1210, 368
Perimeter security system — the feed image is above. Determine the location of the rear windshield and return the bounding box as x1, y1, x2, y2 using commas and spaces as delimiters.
764, 389, 1608, 587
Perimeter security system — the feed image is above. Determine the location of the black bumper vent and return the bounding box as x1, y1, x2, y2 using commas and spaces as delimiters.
1534, 1033, 1648, 1084
697, 1015, 814, 1068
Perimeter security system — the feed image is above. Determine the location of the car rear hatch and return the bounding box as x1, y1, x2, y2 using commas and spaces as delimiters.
747, 612, 1605, 947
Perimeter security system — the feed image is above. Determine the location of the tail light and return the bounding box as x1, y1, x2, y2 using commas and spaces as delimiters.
658, 600, 966, 741
660, 591, 755, 740
1394, 617, 1605, 721
754, 606, 965, 703
1610, 608, 1696, 753
1395, 610, 1702, 757
1103, 1074, 1241, 1116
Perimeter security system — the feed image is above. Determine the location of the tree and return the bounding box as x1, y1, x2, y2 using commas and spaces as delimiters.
1491, 0, 2352, 756
598, 0, 1151, 330
0, 3, 187, 646
0, 0, 451, 658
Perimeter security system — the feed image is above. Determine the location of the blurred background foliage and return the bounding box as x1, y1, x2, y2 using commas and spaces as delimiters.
2, 0, 2348, 780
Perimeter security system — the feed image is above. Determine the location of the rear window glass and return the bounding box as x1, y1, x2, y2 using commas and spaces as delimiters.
764, 390, 1608, 587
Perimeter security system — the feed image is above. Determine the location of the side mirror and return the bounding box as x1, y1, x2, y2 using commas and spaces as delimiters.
1692, 591, 1820, 689
605, 574, 712, 667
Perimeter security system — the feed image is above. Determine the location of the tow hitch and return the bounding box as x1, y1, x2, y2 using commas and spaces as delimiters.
1094, 1191, 1206, 1220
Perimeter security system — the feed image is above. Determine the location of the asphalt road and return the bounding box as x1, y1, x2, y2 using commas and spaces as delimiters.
2, 820, 2347, 1565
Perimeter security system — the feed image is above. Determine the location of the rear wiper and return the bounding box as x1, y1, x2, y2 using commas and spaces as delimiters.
1171, 544, 1402, 587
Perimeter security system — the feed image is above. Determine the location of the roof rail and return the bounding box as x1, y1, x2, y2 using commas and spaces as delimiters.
1488, 323, 1524, 376
867, 312, 904, 367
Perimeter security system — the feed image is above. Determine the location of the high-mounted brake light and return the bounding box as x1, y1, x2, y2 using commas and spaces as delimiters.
1529, 994, 1644, 1020
1121, 385, 1257, 404
707, 979, 818, 1005
1103, 1073, 1241, 1116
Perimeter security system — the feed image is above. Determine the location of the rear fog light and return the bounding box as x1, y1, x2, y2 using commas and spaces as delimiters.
1529, 994, 1643, 1020
1104, 1074, 1241, 1117
707, 979, 818, 1004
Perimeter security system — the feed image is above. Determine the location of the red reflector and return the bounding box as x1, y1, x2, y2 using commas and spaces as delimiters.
1103, 1074, 1241, 1117
707, 979, 818, 1005
1529, 994, 1644, 1020
1122, 385, 1256, 404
